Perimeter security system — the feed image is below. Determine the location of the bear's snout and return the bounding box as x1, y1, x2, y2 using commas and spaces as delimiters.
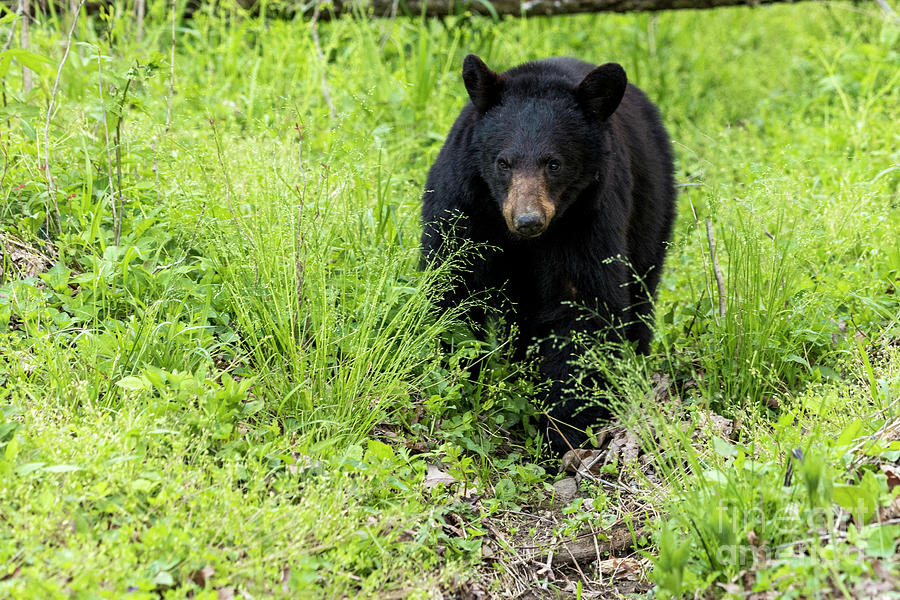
513, 212, 544, 237
503, 173, 555, 238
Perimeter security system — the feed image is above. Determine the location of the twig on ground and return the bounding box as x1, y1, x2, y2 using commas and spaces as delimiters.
43, 0, 86, 235
563, 542, 590, 582
0, 231, 55, 261
310, 2, 336, 121
494, 509, 557, 524
579, 449, 605, 473
537, 537, 555, 577
705, 218, 727, 318
590, 522, 603, 565
545, 415, 576, 457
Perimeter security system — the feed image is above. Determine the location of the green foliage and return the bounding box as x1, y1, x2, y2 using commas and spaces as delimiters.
0, 0, 898, 597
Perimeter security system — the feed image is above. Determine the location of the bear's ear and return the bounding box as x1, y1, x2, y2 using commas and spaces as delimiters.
575, 63, 627, 121
463, 54, 504, 114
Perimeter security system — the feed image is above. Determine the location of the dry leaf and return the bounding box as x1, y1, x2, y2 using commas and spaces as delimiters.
560, 448, 604, 474
649, 372, 675, 407
596, 557, 645, 581
424, 463, 456, 490
217, 588, 235, 600
190, 565, 215, 587
605, 427, 641, 464
852, 558, 900, 600
874, 491, 900, 522
0, 233, 54, 280
882, 463, 900, 490
718, 581, 742, 595
696, 410, 734, 439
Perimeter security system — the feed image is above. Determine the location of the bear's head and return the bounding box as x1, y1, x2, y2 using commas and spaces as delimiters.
462, 54, 627, 239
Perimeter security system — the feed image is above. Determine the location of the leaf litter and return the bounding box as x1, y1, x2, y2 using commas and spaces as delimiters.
435, 373, 739, 599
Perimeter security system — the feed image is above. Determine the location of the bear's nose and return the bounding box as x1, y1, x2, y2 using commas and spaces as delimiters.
514, 213, 545, 237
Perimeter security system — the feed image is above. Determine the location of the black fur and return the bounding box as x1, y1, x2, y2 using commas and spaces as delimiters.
422, 55, 676, 455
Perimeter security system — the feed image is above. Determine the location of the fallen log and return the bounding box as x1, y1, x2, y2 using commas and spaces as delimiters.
236, 0, 818, 19
6, 0, 835, 20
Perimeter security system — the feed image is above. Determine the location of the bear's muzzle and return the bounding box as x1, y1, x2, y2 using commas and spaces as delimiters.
503, 173, 556, 238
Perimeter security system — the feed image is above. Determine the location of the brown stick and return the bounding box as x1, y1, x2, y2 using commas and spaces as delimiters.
536, 526, 647, 566
705, 218, 727, 318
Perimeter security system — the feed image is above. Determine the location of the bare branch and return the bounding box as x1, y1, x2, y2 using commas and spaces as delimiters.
705, 218, 727, 319
43, 0, 86, 234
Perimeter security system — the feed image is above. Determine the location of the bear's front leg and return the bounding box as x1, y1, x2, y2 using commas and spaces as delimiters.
531, 279, 630, 456
536, 324, 609, 455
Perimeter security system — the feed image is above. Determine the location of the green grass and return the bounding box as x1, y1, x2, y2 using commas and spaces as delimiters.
1, 1, 899, 597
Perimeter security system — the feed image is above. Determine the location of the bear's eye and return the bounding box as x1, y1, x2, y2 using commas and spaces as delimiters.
497, 158, 510, 171
547, 159, 561, 172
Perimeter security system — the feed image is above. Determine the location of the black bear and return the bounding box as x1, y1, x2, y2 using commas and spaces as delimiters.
421, 54, 676, 455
